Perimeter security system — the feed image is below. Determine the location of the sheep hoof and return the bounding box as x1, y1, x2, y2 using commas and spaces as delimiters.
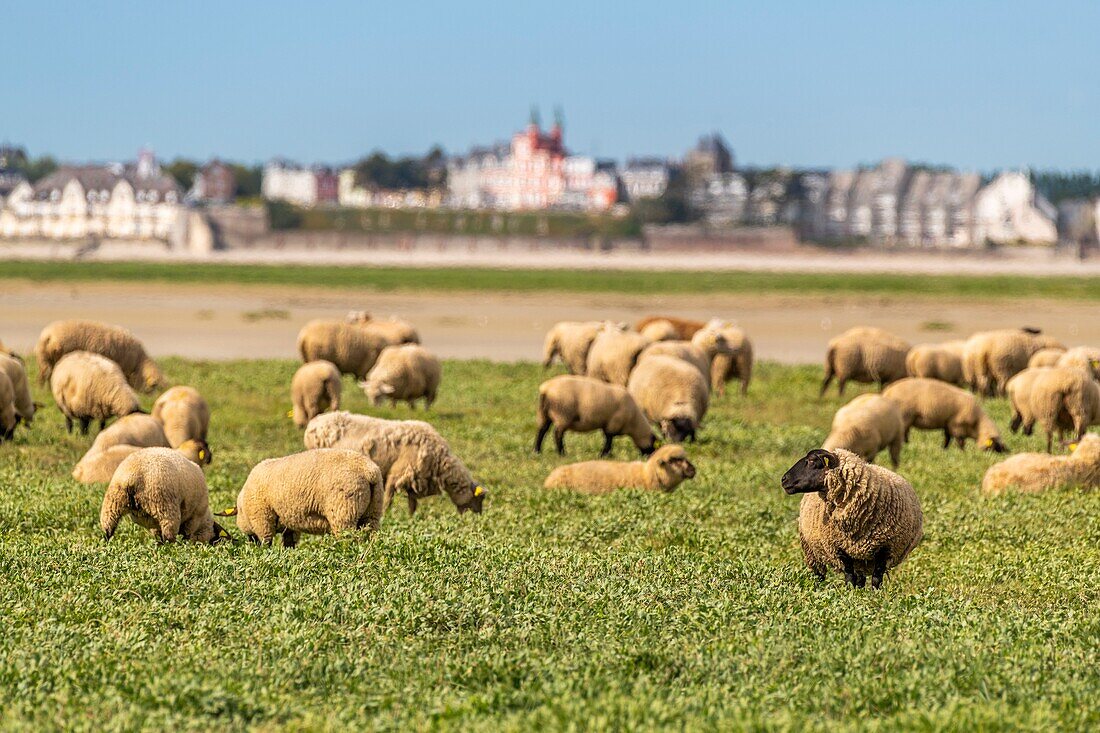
871, 574, 884, 590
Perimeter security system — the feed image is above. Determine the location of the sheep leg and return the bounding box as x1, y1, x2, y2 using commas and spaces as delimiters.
406, 491, 419, 515
942, 429, 951, 449
98, 419, 106, 432
79, 417, 91, 436
819, 374, 833, 397
871, 547, 890, 590
836, 378, 847, 397
1010, 412, 1022, 433
65, 416, 73, 434
534, 419, 551, 453
553, 426, 567, 455
838, 550, 859, 588
955, 435, 966, 450
282, 530, 299, 549
600, 431, 614, 458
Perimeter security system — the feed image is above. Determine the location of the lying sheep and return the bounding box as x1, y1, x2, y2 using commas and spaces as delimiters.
1057, 346, 1100, 381
345, 311, 421, 345
296, 319, 387, 380
962, 328, 1064, 396
1028, 347, 1067, 369
781, 448, 923, 589
982, 433, 1100, 496
304, 411, 486, 515
74, 439, 210, 484
822, 394, 906, 468
359, 344, 441, 409
0, 371, 16, 442
100, 448, 229, 544
35, 319, 164, 392
542, 321, 623, 374
1026, 366, 1100, 452
905, 343, 965, 386
291, 360, 342, 428
90, 413, 171, 452
585, 327, 650, 385
1006, 367, 1050, 435
0, 353, 40, 425
709, 323, 754, 397
152, 386, 210, 450
627, 354, 709, 443
50, 351, 144, 435
535, 375, 657, 456
637, 323, 732, 387
218, 449, 384, 547
634, 316, 706, 341
543, 444, 696, 494
820, 327, 911, 396
881, 377, 1006, 452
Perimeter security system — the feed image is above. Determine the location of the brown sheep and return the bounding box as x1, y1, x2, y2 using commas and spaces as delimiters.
820, 327, 911, 396
634, 316, 707, 341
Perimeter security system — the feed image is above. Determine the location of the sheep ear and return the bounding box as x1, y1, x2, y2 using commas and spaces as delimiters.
473, 485, 485, 497
379, 383, 396, 394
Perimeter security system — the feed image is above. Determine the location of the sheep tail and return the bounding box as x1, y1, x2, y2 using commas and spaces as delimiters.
542, 333, 559, 368
820, 345, 836, 396
100, 482, 134, 541
326, 378, 341, 411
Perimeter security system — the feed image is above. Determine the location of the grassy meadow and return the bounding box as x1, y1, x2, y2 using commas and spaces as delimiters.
1, 355, 1098, 731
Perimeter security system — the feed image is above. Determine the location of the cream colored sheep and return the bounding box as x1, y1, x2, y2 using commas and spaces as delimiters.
100, 448, 229, 544
627, 354, 709, 443
291, 360, 342, 428
152, 386, 210, 449
638, 319, 681, 342
344, 311, 421, 345
962, 328, 1064, 396
219, 449, 384, 547
74, 439, 211, 484
1057, 346, 1100, 381
982, 433, 1100, 496
35, 319, 164, 392
543, 444, 696, 494
535, 375, 657, 456
1006, 367, 1051, 436
296, 319, 387, 379
905, 343, 965, 386
881, 377, 1006, 452
820, 327, 910, 396
0, 371, 16, 442
50, 351, 143, 435
822, 394, 906, 468
782, 448, 923, 589
90, 413, 171, 452
304, 411, 486, 515
585, 327, 651, 385
634, 316, 706, 341
636, 323, 732, 387
542, 321, 624, 374
359, 344, 441, 409
0, 353, 39, 425
709, 323, 754, 396
1027, 366, 1100, 452
1028, 347, 1067, 369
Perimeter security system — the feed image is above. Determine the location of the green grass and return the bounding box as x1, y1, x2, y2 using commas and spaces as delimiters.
1, 259, 1099, 300
2, 357, 1099, 731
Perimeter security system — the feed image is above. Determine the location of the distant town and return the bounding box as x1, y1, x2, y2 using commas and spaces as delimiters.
1, 109, 1099, 257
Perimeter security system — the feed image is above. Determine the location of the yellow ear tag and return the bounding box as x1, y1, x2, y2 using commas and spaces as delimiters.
1069, 443, 1079, 451
985, 439, 993, 447
286, 410, 294, 418
822, 457, 830, 468
473, 485, 485, 497
198, 449, 206, 460
222, 506, 238, 516
218, 527, 230, 538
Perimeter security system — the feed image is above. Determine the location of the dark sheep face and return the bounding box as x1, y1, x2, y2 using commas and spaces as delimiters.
457, 482, 486, 514
781, 449, 839, 495
660, 417, 695, 444
983, 437, 1008, 453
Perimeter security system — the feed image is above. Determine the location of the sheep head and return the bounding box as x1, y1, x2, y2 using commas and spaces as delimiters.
781, 449, 839, 495
650, 445, 696, 491
359, 379, 396, 406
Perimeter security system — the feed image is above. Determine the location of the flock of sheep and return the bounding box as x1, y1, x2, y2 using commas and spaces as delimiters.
0, 311, 1097, 590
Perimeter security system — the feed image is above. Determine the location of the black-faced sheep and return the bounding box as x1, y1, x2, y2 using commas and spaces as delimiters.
822, 393, 906, 468
35, 319, 165, 392
982, 433, 1100, 496
627, 354, 709, 443
291, 360, 342, 428
359, 344, 441, 409
50, 351, 144, 435
543, 444, 696, 494
820, 327, 911, 396
535, 375, 657, 457
881, 377, 1006, 452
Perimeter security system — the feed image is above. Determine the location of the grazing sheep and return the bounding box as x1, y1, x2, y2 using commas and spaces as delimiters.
100, 448, 229, 544
1028, 347, 1067, 369
627, 354, 709, 443
822, 394, 906, 468
1057, 346, 1100, 381
982, 433, 1100, 496
50, 351, 143, 435
542, 320, 623, 374
781, 448, 923, 589
304, 411, 486, 515
585, 327, 651, 386
90, 413, 171, 452
35, 319, 164, 392
1026, 366, 1100, 452
152, 386, 210, 450
1006, 367, 1051, 435
543, 444, 696, 494
291, 360, 342, 428
634, 316, 707, 341
708, 323, 754, 397
74, 439, 211, 484
0, 371, 16, 442
359, 344, 441, 409
219, 449, 384, 547
535, 375, 657, 457
636, 323, 732, 387
344, 311, 421, 345
905, 343, 965, 386
881, 377, 1006, 452
296, 319, 387, 380
0, 353, 40, 425
820, 327, 911, 396
962, 328, 1064, 396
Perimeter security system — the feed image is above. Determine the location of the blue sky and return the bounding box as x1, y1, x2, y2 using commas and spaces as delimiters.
4, 1, 1098, 170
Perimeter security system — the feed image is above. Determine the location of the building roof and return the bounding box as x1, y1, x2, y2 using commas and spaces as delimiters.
32, 163, 181, 200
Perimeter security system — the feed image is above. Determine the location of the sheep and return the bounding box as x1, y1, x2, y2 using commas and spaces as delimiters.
0, 371, 16, 442
543, 444, 696, 494
708, 323, 754, 397
881, 377, 1007, 452
982, 433, 1100, 496
100, 448, 229, 544
636, 322, 732, 387
535, 375, 657, 457
905, 343, 965, 386
359, 344, 441, 409
627, 354, 709, 443
291, 360, 342, 428
1056, 346, 1100, 381
217, 449, 384, 547
585, 327, 651, 386
74, 439, 211, 484
962, 328, 1064, 396
296, 319, 388, 379
50, 351, 143, 435
304, 411, 486, 515
35, 319, 164, 392
152, 386, 210, 450
820, 327, 911, 396
90, 413, 171, 452
822, 394, 906, 468
344, 311, 421, 345
542, 320, 623, 374
634, 316, 706, 341
1028, 347, 1067, 369
1026, 366, 1100, 452
0, 353, 40, 425
638, 319, 681, 342
781, 448, 923, 589
1006, 367, 1051, 436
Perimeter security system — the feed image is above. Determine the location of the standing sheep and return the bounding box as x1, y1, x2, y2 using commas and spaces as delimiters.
636, 323, 732, 387
905, 343, 965, 386
982, 433, 1100, 496
359, 344, 441, 409
881, 377, 1006, 452
74, 439, 211, 484
1006, 367, 1050, 435
0, 353, 40, 426
542, 321, 624, 374
1026, 366, 1100, 452
100, 448, 229, 544
535, 375, 657, 457
1028, 347, 1067, 369
296, 319, 387, 380
627, 354, 710, 443
344, 311, 421, 345
152, 386, 210, 450
586, 327, 651, 386
634, 316, 707, 341
962, 328, 1064, 396
219, 449, 385, 547
820, 327, 911, 397
544, 444, 696, 494
35, 319, 165, 392
781, 448, 923, 589
708, 323, 754, 397
0, 371, 16, 442
822, 394, 906, 468
291, 360, 342, 428
1056, 346, 1100, 381
50, 351, 144, 435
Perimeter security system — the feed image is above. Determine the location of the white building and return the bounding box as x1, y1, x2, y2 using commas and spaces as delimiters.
973, 172, 1058, 245
262, 160, 321, 207
620, 159, 671, 201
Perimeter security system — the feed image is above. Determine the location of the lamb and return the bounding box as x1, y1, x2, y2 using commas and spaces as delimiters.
0, 353, 40, 425
542, 320, 623, 374
781, 448, 923, 589
1056, 346, 1100, 381
1028, 347, 1067, 369
905, 342, 965, 386
636, 323, 733, 388
822, 394, 906, 468
304, 411, 486, 515
820, 327, 911, 396
881, 377, 1006, 452
217, 449, 384, 547
344, 311, 421, 345
359, 344, 441, 409
152, 386, 210, 450
35, 319, 164, 392
296, 319, 388, 379
74, 439, 211, 484
981, 433, 1100, 496
627, 354, 710, 443
634, 316, 707, 341
708, 323, 754, 396
543, 444, 696, 494
0, 371, 16, 442
291, 360, 342, 428
90, 413, 171, 452
1026, 366, 1100, 452
585, 327, 651, 386
50, 351, 144, 435
962, 328, 1064, 396
535, 375, 657, 456
100, 448, 229, 544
